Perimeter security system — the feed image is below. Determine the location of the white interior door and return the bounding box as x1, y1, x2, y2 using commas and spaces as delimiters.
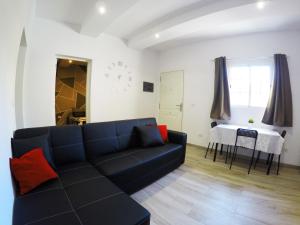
159, 71, 184, 131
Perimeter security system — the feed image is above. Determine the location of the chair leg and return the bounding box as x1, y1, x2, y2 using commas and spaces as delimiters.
267, 154, 274, 175
225, 145, 230, 164
248, 149, 256, 174
277, 155, 281, 175
220, 144, 224, 155
205, 142, 211, 158
213, 143, 219, 162
266, 153, 271, 165
233, 146, 238, 162
254, 151, 261, 169
229, 145, 238, 170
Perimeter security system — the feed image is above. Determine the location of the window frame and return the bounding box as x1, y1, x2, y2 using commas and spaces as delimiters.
227, 59, 273, 108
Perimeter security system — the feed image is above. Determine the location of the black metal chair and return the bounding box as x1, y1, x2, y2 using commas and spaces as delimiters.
229, 128, 258, 174
254, 130, 286, 175
205, 121, 217, 158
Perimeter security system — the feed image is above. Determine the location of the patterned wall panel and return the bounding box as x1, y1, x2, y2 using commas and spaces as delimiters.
55, 59, 87, 125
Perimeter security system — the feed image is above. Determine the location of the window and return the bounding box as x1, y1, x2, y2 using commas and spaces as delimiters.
228, 64, 272, 107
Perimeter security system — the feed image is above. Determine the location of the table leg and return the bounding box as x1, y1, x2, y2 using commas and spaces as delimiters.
220, 144, 223, 155
266, 154, 270, 165
205, 142, 211, 158
213, 143, 219, 162
267, 154, 274, 175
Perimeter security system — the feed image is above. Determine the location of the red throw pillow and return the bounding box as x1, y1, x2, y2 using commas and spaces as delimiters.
10, 148, 58, 195
158, 125, 168, 142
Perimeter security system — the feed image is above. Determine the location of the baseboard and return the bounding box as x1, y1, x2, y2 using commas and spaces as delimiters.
187, 143, 300, 169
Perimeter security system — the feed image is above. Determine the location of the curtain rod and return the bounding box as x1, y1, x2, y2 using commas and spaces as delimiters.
210, 55, 289, 62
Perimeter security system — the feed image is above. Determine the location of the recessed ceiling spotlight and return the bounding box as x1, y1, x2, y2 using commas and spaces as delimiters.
68, 59, 73, 64
97, 1, 107, 15
155, 33, 160, 39
257, 1, 266, 10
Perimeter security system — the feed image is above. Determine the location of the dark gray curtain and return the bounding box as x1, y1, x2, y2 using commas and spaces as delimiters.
262, 54, 293, 127
210, 57, 231, 120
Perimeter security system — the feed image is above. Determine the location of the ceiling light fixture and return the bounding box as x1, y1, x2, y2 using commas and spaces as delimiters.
97, 1, 107, 15
257, 1, 266, 10
68, 59, 73, 64
155, 33, 160, 39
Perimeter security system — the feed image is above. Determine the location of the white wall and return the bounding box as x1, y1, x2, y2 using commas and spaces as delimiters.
0, 0, 34, 224
23, 18, 159, 127
159, 31, 300, 166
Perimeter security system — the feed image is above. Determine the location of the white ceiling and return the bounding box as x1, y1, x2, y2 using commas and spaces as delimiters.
105, 0, 204, 39
35, 0, 97, 26
35, 0, 300, 51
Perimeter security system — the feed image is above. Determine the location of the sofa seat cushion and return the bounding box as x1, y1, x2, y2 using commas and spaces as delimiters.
76, 193, 150, 225
57, 162, 103, 187
133, 144, 183, 163
57, 162, 122, 209
22, 212, 82, 225
13, 188, 76, 225
57, 162, 150, 225
93, 144, 183, 189
13, 160, 151, 225
24, 178, 63, 195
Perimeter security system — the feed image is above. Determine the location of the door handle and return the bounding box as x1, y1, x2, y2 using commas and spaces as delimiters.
176, 103, 183, 112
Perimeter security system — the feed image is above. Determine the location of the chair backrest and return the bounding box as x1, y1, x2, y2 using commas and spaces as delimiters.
211, 121, 217, 128
236, 128, 258, 139
281, 130, 287, 138
235, 128, 259, 150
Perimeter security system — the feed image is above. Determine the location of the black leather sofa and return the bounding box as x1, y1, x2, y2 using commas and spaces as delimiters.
12, 118, 187, 225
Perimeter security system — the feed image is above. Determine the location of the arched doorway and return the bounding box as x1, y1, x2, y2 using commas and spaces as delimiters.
15, 29, 27, 129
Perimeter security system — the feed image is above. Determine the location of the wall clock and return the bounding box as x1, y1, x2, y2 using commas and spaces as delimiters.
104, 61, 134, 92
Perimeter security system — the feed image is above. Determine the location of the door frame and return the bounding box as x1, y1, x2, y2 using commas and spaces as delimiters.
159, 70, 185, 131
55, 54, 92, 124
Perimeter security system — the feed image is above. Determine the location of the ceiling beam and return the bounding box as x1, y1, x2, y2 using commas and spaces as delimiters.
80, 0, 140, 37
127, 0, 259, 49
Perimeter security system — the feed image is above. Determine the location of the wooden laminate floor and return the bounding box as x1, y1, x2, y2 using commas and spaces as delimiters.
132, 145, 300, 225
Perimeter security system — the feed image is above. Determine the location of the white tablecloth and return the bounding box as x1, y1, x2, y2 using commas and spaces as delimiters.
210, 124, 285, 155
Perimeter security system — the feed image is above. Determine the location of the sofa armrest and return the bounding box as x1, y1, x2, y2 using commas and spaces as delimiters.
168, 130, 187, 146
168, 130, 187, 163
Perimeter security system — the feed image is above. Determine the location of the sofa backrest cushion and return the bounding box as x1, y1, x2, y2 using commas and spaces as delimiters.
50, 126, 86, 166
14, 127, 51, 139
83, 121, 119, 159
116, 119, 140, 151
13, 127, 56, 168
11, 135, 55, 169
83, 118, 157, 160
